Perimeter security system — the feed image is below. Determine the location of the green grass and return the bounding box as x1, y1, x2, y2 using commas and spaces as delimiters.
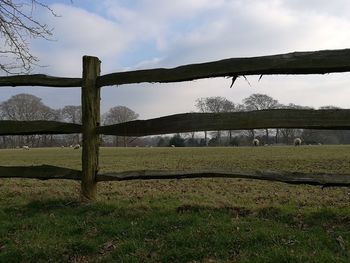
1, 146, 350, 262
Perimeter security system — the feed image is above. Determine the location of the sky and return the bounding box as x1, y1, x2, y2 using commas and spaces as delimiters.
1, 0, 350, 119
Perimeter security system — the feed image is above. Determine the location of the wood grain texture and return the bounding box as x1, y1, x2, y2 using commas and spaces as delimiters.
81, 56, 101, 201
0, 74, 81, 87
97, 109, 350, 136
0, 120, 81, 135
0, 165, 81, 180
97, 49, 350, 87
97, 169, 350, 187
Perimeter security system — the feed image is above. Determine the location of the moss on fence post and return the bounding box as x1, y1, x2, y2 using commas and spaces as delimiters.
81, 56, 101, 201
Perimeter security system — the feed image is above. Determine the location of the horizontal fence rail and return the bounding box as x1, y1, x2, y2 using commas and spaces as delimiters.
97, 170, 350, 187
0, 121, 82, 135
2, 165, 349, 187
97, 49, 350, 87
0, 74, 82, 87
97, 109, 350, 136
1, 49, 350, 89
3, 109, 349, 137
0, 165, 81, 180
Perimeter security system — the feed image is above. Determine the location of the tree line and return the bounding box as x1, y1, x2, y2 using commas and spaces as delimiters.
0, 93, 138, 148
1, 93, 350, 148
191, 94, 350, 147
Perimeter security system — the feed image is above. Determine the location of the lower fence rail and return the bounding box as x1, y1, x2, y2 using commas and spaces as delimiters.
0, 165, 81, 180
1, 165, 350, 187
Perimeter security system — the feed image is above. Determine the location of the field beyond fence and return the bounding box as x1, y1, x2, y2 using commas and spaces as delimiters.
1, 146, 350, 262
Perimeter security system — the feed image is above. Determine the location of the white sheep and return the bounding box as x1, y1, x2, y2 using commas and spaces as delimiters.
252, 138, 259, 147
294, 138, 302, 146
73, 144, 80, 149
22, 145, 30, 150
171, 145, 176, 147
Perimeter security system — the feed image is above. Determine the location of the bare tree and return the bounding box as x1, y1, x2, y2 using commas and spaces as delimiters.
0, 0, 56, 74
195, 96, 235, 145
243, 93, 279, 144
278, 103, 311, 144
302, 105, 342, 145
1, 93, 52, 120
196, 96, 235, 113
0, 100, 7, 147
102, 106, 139, 147
0, 93, 57, 146
61, 105, 81, 124
59, 105, 81, 145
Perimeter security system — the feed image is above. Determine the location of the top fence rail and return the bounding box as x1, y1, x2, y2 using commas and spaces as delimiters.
1, 48, 350, 88
0, 74, 82, 87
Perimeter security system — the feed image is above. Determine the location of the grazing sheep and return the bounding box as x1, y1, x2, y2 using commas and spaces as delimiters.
252, 139, 259, 147
22, 145, 30, 150
73, 144, 80, 149
294, 138, 302, 146
171, 145, 176, 147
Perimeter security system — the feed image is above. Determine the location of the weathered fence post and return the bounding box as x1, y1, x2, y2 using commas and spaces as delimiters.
81, 56, 101, 201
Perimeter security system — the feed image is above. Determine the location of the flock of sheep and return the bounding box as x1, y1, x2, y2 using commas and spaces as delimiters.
20, 140, 304, 150
252, 138, 302, 146
21, 144, 81, 150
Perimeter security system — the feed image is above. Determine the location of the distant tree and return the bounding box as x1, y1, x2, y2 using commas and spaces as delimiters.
243, 94, 279, 111
0, 93, 58, 146
103, 106, 139, 125
231, 103, 255, 141
0, 0, 56, 74
208, 136, 219, 146
318, 105, 342, 110
196, 96, 235, 113
0, 93, 55, 121
229, 137, 239, 146
60, 105, 82, 145
243, 93, 279, 144
195, 96, 235, 145
103, 106, 139, 147
186, 137, 199, 147
61, 105, 82, 124
302, 105, 344, 145
278, 103, 311, 144
0, 101, 6, 147
156, 136, 170, 147
199, 138, 207, 147
169, 134, 185, 147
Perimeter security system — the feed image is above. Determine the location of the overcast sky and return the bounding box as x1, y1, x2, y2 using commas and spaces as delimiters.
1, 0, 350, 119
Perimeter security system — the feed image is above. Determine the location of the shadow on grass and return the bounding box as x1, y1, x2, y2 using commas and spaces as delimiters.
4, 198, 350, 226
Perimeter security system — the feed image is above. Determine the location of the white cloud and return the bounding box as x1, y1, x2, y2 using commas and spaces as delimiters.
3, 0, 350, 119
32, 4, 131, 76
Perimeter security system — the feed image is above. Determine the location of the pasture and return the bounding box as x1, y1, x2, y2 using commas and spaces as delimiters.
1, 146, 350, 262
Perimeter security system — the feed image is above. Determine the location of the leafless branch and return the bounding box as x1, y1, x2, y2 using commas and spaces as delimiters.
0, 0, 56, 74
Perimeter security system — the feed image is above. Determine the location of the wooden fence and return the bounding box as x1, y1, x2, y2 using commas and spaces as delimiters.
1, 49, 350, 201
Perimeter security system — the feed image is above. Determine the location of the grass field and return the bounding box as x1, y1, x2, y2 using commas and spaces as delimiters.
1, 146, 350, 262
